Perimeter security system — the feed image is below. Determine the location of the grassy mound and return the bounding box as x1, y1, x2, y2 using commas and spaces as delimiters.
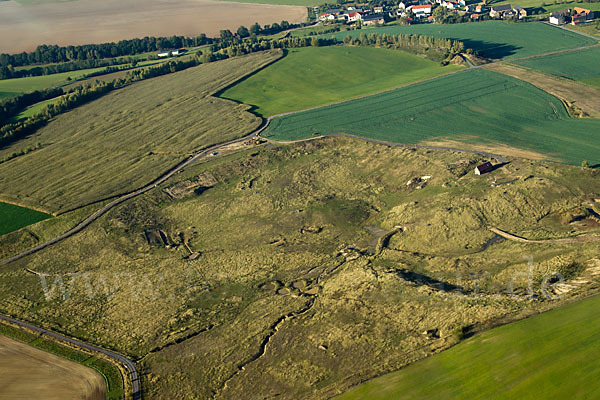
220, 46, 461, 117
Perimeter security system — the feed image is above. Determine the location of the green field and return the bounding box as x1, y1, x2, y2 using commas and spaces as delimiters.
338, 294, 600, 400
220, 46, 462, 117
0, 202, 52, 236
263, 68, 600, 165
0, 67, 107, 98
514, 46, 600, 88
324, 21, 597, 60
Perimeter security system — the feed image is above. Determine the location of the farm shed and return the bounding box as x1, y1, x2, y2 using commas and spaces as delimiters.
475, 162, 494, 175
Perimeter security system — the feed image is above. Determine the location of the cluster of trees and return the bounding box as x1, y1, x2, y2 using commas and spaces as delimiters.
202, 36, 338, 61
343, 32, 467, 62
0, 35, 211, 68
218, 20, 297, 44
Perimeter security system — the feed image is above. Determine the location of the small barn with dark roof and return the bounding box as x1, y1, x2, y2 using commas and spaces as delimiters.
475, 162, 494, 175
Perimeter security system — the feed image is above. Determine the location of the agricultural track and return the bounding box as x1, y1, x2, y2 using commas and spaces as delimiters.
0, 313, 141, 400
489, 226, 600, 244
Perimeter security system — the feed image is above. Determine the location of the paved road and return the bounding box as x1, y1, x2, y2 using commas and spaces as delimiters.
0, 313, 141, 400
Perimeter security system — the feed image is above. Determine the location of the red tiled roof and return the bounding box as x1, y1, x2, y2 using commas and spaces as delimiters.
412, 4, 431, 9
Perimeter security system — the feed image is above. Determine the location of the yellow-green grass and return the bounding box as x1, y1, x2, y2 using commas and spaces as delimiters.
513, 46, 600, 88
0, 67, 108, 98
220, 46, 462, 117
263, 68, 600, 166
337, 294, 600, 400
0, 50, 282, 213
1, 137, 598, 398
324, 21, 597, 60
0, 201, 52, 236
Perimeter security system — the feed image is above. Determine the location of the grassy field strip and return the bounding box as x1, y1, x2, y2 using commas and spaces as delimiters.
323, 21, 597, 60
220, 46, 463, 117
262, 68, 600, 165
337, 293, 600, 400
0, 201, 52, 236
511, 45, 600, 89
484, 62, 600, 117
0, 67, 108, 97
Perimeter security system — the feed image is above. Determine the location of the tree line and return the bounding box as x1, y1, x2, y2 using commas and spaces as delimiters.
343, 32, 466, 62
0, 19, 304, 71
0, 35, 212, 68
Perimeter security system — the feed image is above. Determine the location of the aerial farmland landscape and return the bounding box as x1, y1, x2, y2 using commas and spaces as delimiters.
0, 0, 599, 398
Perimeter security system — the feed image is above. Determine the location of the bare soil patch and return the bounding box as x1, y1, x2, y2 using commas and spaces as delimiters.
484, 63, 600, 118
419, 138, 548, 161
0, 335, 105, 400
0, 0, 307, 53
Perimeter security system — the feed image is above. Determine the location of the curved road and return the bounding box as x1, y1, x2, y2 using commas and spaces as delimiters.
0, 313, 141, 399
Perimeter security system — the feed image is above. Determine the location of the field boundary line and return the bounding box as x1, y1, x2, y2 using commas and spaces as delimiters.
261, 132, 507, 164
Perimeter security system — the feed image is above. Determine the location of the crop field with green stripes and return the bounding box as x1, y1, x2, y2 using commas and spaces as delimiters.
324, 21, 597, 60
262, 68, 600, 165
513, 46, 600, 88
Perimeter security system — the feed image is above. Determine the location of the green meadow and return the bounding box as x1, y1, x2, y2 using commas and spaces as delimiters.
324, 21, 597, 60
220, 46, 462, 117
514, 46, 600, 88
0, 202, 52, 236
0, 67, 107, 98
337, 294, 600, 400
262, 68, 600, 165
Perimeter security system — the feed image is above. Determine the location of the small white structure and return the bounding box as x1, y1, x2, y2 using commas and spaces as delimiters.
410, 4, 432, 16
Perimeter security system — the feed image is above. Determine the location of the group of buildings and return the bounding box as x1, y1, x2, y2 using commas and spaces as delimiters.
318, 1, 596, 25
549, 7, 595, 25
317, 1, 531, 24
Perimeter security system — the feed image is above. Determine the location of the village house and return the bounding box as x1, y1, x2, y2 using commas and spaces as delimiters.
549, 9, 570, 24
410, 4, 433, 17
362, 14, 386, 25
157, 49, 185, 57
374, 6, 384, 13
513, 5, 527, 19
489, 4, 512, 18
346, 11, 363, 22
475, 162, 494, 175
572, 7, 593, 25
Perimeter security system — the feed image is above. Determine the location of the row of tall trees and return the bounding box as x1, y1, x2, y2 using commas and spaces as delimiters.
343, 32, 466, 62
0, 35, 211, 68
0, 87, 63, 125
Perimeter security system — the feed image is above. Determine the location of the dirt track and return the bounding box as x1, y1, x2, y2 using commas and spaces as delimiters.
0, 0, 307, 53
